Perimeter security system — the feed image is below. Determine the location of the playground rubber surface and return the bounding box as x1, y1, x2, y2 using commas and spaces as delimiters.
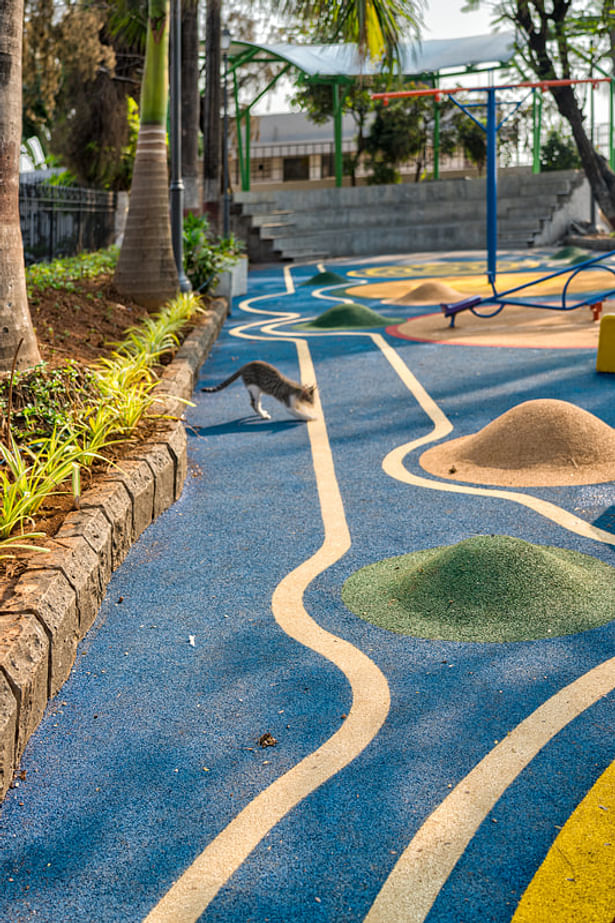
1, 249, 614, 922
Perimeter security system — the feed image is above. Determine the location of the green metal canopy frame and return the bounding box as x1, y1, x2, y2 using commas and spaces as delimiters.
226, 34, 517, 190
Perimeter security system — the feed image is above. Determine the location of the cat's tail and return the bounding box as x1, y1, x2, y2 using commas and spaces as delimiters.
200, 368, 243, 392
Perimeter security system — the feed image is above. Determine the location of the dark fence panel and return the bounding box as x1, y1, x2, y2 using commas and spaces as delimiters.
19, 183, 117, 265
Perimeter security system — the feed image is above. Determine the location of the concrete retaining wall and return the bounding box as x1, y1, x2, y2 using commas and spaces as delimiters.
0, 299, 228, 803
234, 169, 587, 262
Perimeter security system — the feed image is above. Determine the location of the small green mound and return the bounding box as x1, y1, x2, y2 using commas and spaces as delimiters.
299, 271, 349, 287
550, 246, 592, 264
298, 303, 403, 330
342, 535, 615, 642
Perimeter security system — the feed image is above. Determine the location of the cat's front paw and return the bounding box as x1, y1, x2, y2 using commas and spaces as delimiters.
259, 410, 272, 420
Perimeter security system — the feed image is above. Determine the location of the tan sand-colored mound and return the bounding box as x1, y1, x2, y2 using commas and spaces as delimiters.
390, 281, 465, 305
391, 303, 606, 349
420, 399, 615, 486
346, 268, 615, 303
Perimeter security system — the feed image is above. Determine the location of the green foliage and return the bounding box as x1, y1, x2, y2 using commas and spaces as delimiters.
183, 213, 220, 291
540, 129, 582, 172
113, 96, 140, 191
274, 0, 422, 67
0, 362, 98, 440
0, 273, 206, 554
182, 213, 245, 292
0, 429, 85, 541
455, 116, 487, 175
25, 247, 119, 298
44, 169, 79, 187
367, 161, 400, 184
364, 92, 433, 184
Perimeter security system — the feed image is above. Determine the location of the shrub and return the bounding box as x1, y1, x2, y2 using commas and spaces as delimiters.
540, 129, 581, 172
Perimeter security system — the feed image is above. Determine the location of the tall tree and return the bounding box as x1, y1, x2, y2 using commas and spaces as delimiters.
23, 0, 143, 190
0, 0, 42, 371
466, 0, 615, 226
114, 0, 179, 308
274, 0, 423, 65
202, 0, 222, 227
181, 0, 201, 211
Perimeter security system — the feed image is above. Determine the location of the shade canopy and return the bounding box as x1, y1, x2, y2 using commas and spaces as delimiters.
228, 32, 516, 79
227, 32, 518, 191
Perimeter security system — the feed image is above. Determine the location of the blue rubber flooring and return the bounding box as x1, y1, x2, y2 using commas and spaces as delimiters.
0, 252, 614, 922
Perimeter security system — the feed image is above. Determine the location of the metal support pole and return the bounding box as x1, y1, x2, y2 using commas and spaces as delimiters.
432, 75, 440, 180
333, 82, 343, 187
222, 43, 230, 238
486, 86, 497, 285
170, 0, 191, 291
532, 89, 542, 174
610, 79, 614, 170
245, 108, 251, 191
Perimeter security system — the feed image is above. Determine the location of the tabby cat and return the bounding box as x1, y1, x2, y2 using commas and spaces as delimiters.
201, 360, 317, 421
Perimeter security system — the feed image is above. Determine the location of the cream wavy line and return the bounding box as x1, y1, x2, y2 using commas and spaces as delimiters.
365, 658, 615, 923
255, 315, 615, 919
144, 270, 390, 922
263, 315, 615, 546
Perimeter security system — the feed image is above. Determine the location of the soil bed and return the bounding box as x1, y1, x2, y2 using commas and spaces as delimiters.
0, 272, 209, 579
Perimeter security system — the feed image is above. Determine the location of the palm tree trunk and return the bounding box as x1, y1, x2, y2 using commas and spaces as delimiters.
114, 0, 179, 309
0, 0, 42, 372
182, 0, 201, 211
202, 0, 222, 228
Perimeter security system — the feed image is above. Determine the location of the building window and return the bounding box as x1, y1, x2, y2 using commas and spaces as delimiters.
251, 160, 272, 180
321, 153, 335, 178
283, 156, 310, 181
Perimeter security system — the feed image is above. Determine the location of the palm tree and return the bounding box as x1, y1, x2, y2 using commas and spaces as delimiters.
202, 0, 222, 226
182, 0, 201, 211
276, 0, 422, 65
0, 0, 42, 372
114, 0, 179, 309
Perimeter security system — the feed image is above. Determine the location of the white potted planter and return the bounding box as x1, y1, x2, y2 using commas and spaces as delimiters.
214, 254, 248, 299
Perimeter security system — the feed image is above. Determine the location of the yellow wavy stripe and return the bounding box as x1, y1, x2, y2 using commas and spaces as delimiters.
365, 660, 615, 923
512, 760, 615, 923
143, 272, 390, 922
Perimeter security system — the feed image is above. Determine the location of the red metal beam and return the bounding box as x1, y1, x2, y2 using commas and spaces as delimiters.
373, 76, 611, 104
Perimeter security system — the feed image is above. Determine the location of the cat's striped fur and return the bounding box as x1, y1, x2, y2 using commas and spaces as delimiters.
201, 360, 316, 421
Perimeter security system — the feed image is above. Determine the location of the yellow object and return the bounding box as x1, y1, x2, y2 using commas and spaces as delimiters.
512, 760, 615, 923
596, 313, 615, 372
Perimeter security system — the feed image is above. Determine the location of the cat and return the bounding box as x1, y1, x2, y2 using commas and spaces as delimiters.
201, 360, 317, 421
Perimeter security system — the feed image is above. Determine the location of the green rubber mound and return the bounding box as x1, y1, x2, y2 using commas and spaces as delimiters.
299, 271, 349, 287
550, 246, 592, 264
299, 303, 402, 329
342, 535, 615, 642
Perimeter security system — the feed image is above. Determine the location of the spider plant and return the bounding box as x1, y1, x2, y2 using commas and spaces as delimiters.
114, 315, 180, 365
106, 377, 159, 435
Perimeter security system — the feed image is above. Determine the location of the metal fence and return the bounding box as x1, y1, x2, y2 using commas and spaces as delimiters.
19, 182, 117, 265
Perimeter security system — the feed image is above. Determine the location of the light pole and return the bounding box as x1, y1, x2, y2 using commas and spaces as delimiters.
170, 0, 191, 291
221, 26, 231, 239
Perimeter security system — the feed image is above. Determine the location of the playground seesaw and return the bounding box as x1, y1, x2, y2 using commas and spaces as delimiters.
440, 248, 615, 328
373, 78, 615, 329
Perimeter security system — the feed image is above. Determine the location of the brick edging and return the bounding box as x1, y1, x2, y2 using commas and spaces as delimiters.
0, 297, 228, 802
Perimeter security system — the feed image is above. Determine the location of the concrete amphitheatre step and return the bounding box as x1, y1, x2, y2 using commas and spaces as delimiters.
233, 170, 585, 262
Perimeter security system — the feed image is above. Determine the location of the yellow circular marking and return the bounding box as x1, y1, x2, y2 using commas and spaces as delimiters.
512, 761, 615, 923
346, 269, 615, 302
347, 260, 542, 279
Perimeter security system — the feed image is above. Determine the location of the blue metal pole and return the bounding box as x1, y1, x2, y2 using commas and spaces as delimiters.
486, 86, 497, 284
